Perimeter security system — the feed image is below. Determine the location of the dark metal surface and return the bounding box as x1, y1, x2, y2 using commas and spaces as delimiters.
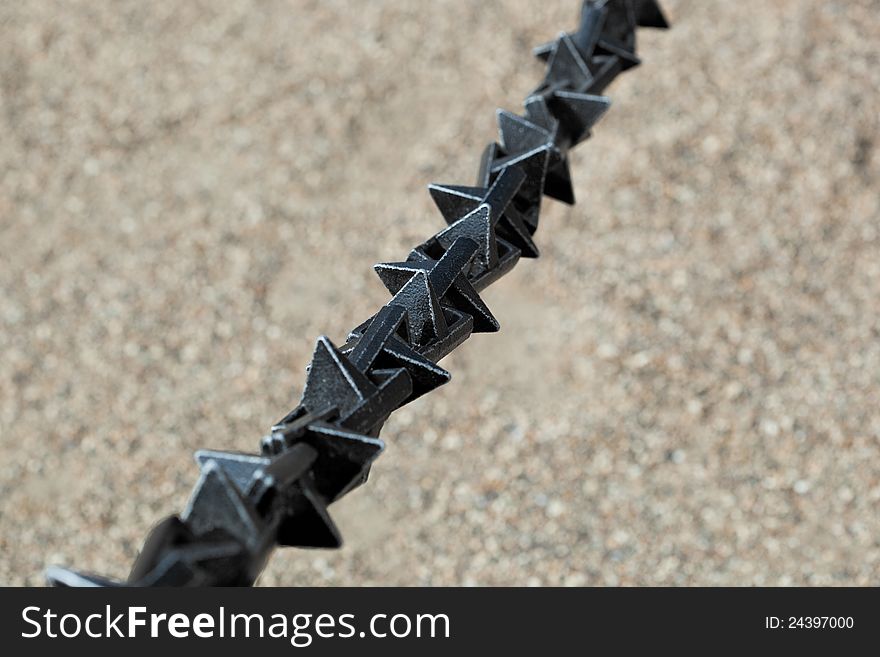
45, 0, 668, 588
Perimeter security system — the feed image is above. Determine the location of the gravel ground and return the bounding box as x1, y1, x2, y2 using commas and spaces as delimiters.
1, 0, 879, 586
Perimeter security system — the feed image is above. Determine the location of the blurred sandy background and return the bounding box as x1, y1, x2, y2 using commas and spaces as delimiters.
1, 0, 879, 586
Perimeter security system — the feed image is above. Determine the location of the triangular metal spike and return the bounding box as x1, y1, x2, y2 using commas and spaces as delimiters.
495, 203, 542, 256
634, 0, 669, 28
543, 33, 595, 91
342, 326, 452, 401
428, 236, 481, 295
497, 109, 554, 154
270, 420, 384, 502
598, 0, 637, 50
596, 37, 641, 70
375, 249, 498, 334
399, 243, 501, 332
374, 261, 425, 296
221, 442, 340, 550
544, 160, 577, 205
498, 107, 577, 206
388, 269, 449, 346
431, 166, 525, 228
374, 335, 453, 392
550, 90, 611, 146
583, 54, 623, 94
194, 450, 269, 493
275, 479, 343, 549
436, 204, 497, 276
301, 336, 377, 417
340, 367, 412, 435
524, 94, 560, 135
428, 173, 539, 258
428, 183, 485, 225
488, 146, 550, 233
182, 461, 263, 550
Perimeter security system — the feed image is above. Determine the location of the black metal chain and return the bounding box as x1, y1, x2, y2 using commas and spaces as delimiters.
47, 0, 669, 587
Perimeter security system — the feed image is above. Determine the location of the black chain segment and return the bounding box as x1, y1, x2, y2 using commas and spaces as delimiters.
46, 0, 668, 588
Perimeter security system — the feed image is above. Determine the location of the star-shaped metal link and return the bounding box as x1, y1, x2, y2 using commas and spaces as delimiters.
294, 335, 413, 436
429, 167, 540, 257
541, 33, 598, 92
183, 460, 265, 551
262, 420, 383, 502
376, 237, 500, 332
596, 1, 640, 60
528, 90, 611, 150
534, 1, 667, 89
477, 141, 551, 235
343, 304, 451, 403
498, 108, 576, 206
190, 444, 342, 550
387, 268, 449, 346
299, 336, 377, 418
